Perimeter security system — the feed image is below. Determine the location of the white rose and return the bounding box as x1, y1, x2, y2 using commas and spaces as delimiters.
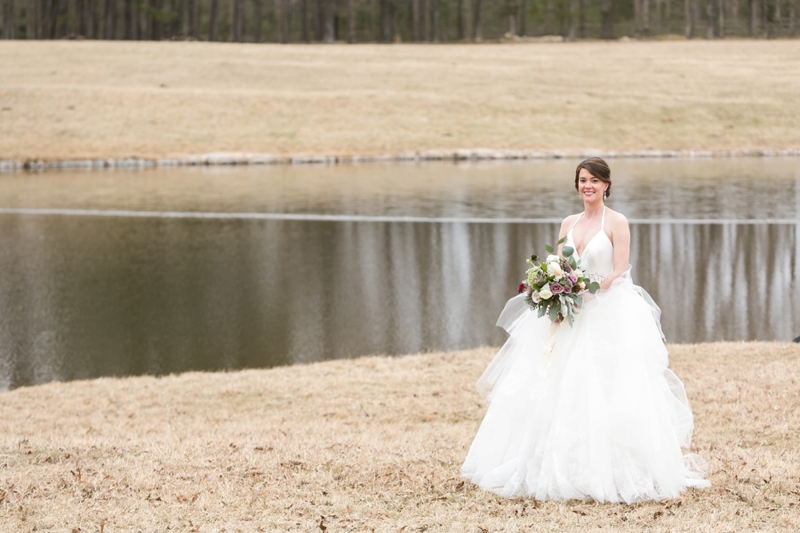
539, 285, 553, 300
572, 268, 583, 278
546, 254, 560, 263
532, 291, 541, 303
548, 262, 564, 278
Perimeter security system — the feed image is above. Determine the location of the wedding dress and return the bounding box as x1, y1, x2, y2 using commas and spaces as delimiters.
461, 209, 710, 503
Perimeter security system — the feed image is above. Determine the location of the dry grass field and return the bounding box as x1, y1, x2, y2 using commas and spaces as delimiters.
1, 40, 800, 161
1, 342, 799, 532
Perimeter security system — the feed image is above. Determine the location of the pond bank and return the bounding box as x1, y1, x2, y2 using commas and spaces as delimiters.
3, 148, 800, 172
2, 342, 799, 532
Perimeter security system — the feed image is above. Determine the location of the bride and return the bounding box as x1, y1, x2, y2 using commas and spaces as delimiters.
461, 157, 710, 503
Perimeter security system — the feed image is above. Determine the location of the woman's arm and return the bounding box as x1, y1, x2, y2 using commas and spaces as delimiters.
557, 215, 577, 257
599, 213, 630, 290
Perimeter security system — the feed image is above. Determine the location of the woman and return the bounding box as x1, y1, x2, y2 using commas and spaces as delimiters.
460, 157, 710, 503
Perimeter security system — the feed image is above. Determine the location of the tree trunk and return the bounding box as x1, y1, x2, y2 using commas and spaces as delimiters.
456, 0, 464, 38
233, 0, 242, 41
153, 0, 163, 39
432, 0, 438, 41
104, 0, 114, 38
323, 0, 333, 42
718, 0, 725, 36
775, 0, 782, 36
300, 0, 307, 41
26, 0, 36, 38
124, 0, 133, 38
685, 0, 694, 36
380, 0, 389, 41
579, 0, 585, 37
568, 0, 577, 39
411, 0, 420, 40
706, 0, 715, 37
519, 0, 526, 35
790, 0, 797, 35
209, 0, 219, 40
600, 0, 613, 38
316, 0, 324, 40
655, 0, 661, 34
1, 0, 15, 38
642, 0, 650, 35
423, 0, 429, 39
666, 0, 672, 32
252, 0, 262, 40
188, 0, 197, 37
472, 0, 481, 39
347, 0, 355, 41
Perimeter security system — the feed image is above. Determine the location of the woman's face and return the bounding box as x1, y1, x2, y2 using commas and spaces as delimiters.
577, 168, 607, 202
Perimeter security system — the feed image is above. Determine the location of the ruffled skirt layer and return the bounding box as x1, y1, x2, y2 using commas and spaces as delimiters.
460, 274, 710, 503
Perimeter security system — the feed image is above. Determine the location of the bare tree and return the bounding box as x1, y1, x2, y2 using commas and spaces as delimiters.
412, 0, 420, 40
347, 0, 355, 41
599, 0, 613, 37
232, 0, 242, 40
323, 0, 333, 41
568, 0, 577, 39
472, 0, 481, 39
251, 0, 262, 40
706, 0, 715, 37
456, 0, 464, 38
300, 0, 308, 41
380, 0, 390, 41
519, 0, 526, 35
209, 0, 219, 40
105, 0, 115, 38
432, 0, 439, 40
791, 0, 797, 35
685, 0, 696, 36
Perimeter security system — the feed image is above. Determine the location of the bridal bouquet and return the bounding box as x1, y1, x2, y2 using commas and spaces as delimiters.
518, 237, 600, 326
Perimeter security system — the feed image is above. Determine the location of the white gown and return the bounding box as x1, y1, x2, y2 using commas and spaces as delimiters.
461, 209, 710, 503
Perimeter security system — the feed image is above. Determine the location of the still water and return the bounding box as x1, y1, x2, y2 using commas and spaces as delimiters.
0, 159, 798, 390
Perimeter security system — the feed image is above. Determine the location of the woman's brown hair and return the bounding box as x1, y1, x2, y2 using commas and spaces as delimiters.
574, 157, 612, 198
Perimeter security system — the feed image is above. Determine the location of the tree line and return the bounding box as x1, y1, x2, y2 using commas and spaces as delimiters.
0, 0, 797, 42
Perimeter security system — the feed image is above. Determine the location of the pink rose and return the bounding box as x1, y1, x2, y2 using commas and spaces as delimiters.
550, 283, 565, 295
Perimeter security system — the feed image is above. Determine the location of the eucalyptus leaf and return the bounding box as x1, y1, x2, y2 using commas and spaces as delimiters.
557, 236, 567, 245
538, 306, 547, 318
544, 244, 554, 254
589, 281, 601, 294
562, 246, 574, 258
549, 305, 559, 322
568, 256, 578, 269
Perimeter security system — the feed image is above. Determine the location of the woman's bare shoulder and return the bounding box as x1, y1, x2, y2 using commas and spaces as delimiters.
561, 213, 583, 226
604, 208, 629, 229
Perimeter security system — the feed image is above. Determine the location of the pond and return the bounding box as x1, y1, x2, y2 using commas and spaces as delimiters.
0, 158, 798, 390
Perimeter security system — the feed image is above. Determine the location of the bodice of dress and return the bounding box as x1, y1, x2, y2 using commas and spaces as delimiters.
565, 208, 614, 279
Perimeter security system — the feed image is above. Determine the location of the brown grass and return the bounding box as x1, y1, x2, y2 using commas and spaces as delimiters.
1, 342, 799, 532
1, 40, 800, 161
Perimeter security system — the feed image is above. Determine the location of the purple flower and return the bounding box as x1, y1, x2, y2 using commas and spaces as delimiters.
518, 283, 526, 294
550, 283, 565, 295
569, 275, 577, 285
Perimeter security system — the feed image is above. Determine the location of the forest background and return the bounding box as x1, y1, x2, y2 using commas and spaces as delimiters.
0, 0, 798, 45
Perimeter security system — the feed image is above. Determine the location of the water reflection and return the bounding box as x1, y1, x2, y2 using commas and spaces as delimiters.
1, 158, 799, 220
0, 215, 796, 390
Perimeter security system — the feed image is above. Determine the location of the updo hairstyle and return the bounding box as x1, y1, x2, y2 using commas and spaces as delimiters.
574, 157, 612, 198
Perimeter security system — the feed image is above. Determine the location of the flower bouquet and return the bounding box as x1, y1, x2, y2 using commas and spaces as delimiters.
518, 237, 601, 326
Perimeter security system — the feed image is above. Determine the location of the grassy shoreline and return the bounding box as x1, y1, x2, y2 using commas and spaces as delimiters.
2, 342, 799, 532
2, 41, 800, 162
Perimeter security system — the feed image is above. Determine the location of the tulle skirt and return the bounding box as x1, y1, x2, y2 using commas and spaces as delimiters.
461, 270, 710, 503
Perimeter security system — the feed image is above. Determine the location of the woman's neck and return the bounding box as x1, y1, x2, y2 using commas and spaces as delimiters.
583, 200, 605, 218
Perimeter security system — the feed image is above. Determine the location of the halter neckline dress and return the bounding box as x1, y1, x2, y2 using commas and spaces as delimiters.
460, 208, 709, 503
